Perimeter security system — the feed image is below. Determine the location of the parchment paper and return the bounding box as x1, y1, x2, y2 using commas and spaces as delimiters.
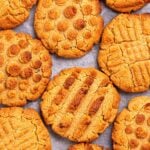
12, 2, 150, 150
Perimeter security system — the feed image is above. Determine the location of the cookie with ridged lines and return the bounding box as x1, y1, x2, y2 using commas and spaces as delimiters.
112, 96, 150, 150
0, 107, 51, 150
41, 67, 120, 142
0, 0, 37, 29
0, 30, 52, 106
98, 14, 150, 93
106, 0, 150, 12
34, 0, 103, 58
69, 143, 109, 150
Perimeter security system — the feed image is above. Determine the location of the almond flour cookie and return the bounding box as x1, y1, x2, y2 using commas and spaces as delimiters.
41, 67, 120, 142
34, 0, 103, 58
106, 0, 150, 12
0, 0, 37, 29
98, 14, 150, 93
69, 143, 108, 150
0, 30, 52, 106
112, 96, 150, 150
0, 107, 51, 150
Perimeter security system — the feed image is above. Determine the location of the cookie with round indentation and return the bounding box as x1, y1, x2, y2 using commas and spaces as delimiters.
41, 67, 120, 142
106, 0, 150, 12
34, 0, 103, 58
98, 14, 150, 93
0, 107, 51, 150
0, 30, 52, 106
69, 143, 109, 150
112, 96, 150, 150
0, 0, 37, 29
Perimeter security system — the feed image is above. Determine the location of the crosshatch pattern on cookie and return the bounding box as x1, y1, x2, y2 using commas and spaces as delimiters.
34, 0, 103, 58
41, 67, 120, 142
98, 14, 150, 92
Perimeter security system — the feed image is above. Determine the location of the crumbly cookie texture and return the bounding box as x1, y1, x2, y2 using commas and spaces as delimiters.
112, 96, 150, 150
98, 14, 150, 93
34, 0, 103, 58
106, 0, 150, 12
68, 143, 108, 150
0, 107, 51, 150
41, 67, 120, 142
0, 0, 37, 29
0, 30, 52, 106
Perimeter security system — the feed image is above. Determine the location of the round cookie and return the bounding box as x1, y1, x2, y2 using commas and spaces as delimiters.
34, 0, 103, 58
112, 96, 150, 150
106, 0, 150, 12
0, 30, 52, 106
41, 67, 120, 142
0, 107, 51, 150
98, 14, 150, 93
0, 0, 37, 29
69, 143, 108, 150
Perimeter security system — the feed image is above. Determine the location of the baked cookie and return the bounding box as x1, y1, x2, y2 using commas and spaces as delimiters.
0, 107, 51, 150
0, 30, 52, 106
106, 0, 150, 12
41, 67, 120, 142
34, 0, 103, 58
69, 143, 108, 150
112, 96, 150, 150
0, 0, 37, 29
98, 14, 150, 92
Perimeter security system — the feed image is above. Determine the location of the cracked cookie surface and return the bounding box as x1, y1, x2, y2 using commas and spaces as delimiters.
112, 96, 150, 150
106, 0, 150, 12
0, 107, 51, 150
41, 67, 120, 142
0, 30, 52, 106
98, 14, 150, 92
34, 0, 103, 58
0, 0, 37, 29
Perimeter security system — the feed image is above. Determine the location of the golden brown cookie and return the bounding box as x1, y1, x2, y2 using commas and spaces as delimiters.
68, 143, 108, 150
34, 0, 103, 58
0, 0, 37, 29
112, 96, 150, 150
98, 14, 150, 93
0, 107, 51, 150
0, 30, 52, 106
106, 0, 150, 12
41, 67, 120, 142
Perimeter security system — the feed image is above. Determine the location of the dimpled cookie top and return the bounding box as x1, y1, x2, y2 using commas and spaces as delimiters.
112, 96, 150, 150
98, 14, 150, 92
34, 0, 103, 58
106, 0, 150, 12
0, 0, 37, 29
0, 30, 52, 106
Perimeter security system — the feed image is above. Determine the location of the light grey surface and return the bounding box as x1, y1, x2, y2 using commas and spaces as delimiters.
11, 1, 150, 150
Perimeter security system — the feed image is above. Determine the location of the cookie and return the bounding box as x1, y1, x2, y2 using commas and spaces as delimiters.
106, 0, 150, 12
0, 0, 37, 29
0, 107, 51, 150
69, 143, 108, 150
98, 14, 150, 92
112, 96, 150, 150
34, 0, 103, 58
41, 67, 120, 142
0, 30, 52, 106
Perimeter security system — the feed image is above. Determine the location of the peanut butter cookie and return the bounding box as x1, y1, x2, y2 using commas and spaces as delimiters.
112, 96, 150, 150
69, 143, 108, 150
34, 0, 103, 58
98, 14, 150, 92
0, 30, 52, 106
41, 67, 120, 142
0, 107, 51, 150
106, 0, 150, 12
0, 0, 37, 29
